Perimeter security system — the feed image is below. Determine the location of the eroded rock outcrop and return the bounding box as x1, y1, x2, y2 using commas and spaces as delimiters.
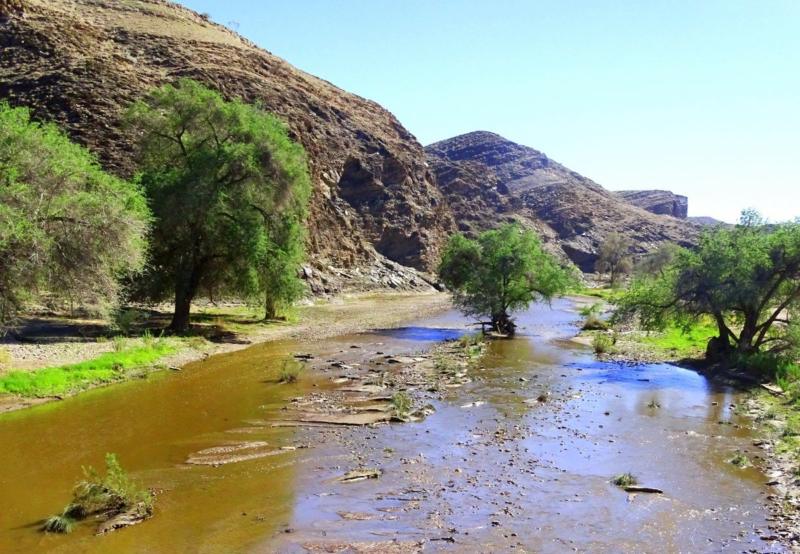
616, 190, 689, 219
426, 131, 698, 271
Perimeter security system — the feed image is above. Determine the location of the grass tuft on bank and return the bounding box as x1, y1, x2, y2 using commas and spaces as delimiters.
637, 319, 718, 358
0, 341, 176, 397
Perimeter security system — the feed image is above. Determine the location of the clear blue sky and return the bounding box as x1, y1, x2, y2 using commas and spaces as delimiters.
178, 0, 798, 223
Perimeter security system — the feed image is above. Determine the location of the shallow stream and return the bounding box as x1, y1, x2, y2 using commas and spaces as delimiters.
0, 299, 782, 552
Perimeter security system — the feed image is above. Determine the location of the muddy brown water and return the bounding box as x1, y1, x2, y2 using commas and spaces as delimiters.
0, 299, 784, 553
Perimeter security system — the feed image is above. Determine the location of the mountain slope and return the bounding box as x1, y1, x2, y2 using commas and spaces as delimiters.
1, 1, 700, 285
426, 131, 698, 271
0, 0, 454, 292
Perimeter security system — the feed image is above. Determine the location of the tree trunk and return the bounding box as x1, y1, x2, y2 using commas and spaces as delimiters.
707, 312, 734, 362
264, 296, 277, 321
491, 312, 516, 337
169, 288, 192, 333
168, 264, 202, 333
736, 314, 759, 355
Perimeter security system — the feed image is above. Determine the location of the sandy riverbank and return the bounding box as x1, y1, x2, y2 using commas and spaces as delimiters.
0, 292, 452, 414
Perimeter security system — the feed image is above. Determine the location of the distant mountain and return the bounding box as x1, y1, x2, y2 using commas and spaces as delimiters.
616, 190, 688, 219
426, 131, 699, 271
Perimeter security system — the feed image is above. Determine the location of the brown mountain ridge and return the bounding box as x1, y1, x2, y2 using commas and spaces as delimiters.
1, 0, 697, 286
426, 131, 698, 271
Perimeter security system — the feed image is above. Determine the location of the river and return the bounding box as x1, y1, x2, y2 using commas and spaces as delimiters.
0, 298, 782, 552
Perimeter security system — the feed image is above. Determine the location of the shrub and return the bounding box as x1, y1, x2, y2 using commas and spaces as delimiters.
391, 391, 412, 418
278, 359, 302, 383
592, 333, 615, 355
611, 472, 638, 487
42, 513, 76, 534
582, 315, 609, 331
459, 333, 485, 358
112, 336, 127, 353
458, 332, 484, 348
728, 453, 750, 468
578, 303, 602, 318
112, 308, 143, 336
434, 355, 459, 375
43, 453, 152, 534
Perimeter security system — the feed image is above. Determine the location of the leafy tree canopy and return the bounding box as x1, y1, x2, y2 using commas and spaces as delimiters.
616, 211, 800, 360
438, 223, 572, 335
0, 102, 149, 324
126, 79, 311, 331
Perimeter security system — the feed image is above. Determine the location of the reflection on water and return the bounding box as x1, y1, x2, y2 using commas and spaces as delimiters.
0, 298, 784, 553
573, 360, 710, 389
369, 326, 466, 342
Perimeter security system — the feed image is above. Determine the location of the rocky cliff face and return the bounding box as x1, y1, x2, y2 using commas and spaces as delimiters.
616, 190, 689, 219
0, 0, 454, 293
426, 132, 698, 271
1, 1, 700, 286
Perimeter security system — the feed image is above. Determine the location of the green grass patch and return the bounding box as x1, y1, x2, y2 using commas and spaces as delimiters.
734, 351, 800, 399
750, 388, 800, 458
191, 305, 297, 335
638, 320, 717, 358
0, 341, 176, 397
611, 472, 638, 487
592, 333, 616, 355
572, 286, 622, 302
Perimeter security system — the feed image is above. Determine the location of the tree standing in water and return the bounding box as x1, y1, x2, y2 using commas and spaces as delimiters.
438, 223, 571, 336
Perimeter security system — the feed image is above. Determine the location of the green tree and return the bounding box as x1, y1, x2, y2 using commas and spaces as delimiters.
595, 232, 633, 287
438, 224, 571, 335
126, 79, 311, 332
256, 209, 308, 320
616, 211, 800, 361
0, 102, 149, 324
